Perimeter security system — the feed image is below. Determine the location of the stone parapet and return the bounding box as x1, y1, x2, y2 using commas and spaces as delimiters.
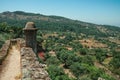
0, 38, 50, 80
0, 40, 10, 64
21, 47, 50, 80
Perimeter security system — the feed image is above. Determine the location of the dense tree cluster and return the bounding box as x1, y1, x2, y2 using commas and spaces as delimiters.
38, 32, 117, 80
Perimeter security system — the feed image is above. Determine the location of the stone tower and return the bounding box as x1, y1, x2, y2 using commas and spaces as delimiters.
23, 22, 38, 53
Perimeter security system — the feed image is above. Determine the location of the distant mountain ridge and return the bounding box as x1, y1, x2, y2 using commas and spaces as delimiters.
0, 11, 101, 26
0, 11, 120, 38
0, 11, 119, 27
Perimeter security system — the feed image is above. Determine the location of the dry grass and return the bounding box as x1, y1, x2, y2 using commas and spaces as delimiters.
79, 39, 107, 48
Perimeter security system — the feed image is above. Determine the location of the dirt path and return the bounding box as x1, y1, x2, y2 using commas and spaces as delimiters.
0, 45, 21, 80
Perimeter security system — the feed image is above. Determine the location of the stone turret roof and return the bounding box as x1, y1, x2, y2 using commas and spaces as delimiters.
25, 22, 36, 29
23, 22, 37, 30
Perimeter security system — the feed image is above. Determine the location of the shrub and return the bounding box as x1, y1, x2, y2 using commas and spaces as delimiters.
70, 62, 89, 77
46, 56, 60, 65
47, 65, 65, 80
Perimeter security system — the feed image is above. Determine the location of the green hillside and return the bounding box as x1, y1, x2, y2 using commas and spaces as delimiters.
0, 11, 120, 80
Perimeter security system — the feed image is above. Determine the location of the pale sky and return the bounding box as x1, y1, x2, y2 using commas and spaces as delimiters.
0, 0, 120, 27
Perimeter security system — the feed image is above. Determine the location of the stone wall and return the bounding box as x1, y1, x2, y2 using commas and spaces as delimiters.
0, 38, 50, 80
18, 38, 50, 80
21, 47, 50, 80
0, 40, 10, 64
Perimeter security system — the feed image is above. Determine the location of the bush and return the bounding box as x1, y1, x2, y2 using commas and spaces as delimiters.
80, 76, 92, 80
109, 51, 120, 68
87, 66, 115, 80
0, 41, 4, 48
95, 49, 107, 63
82, 55, 94, 66
70, 62, 89, 77
64, 53, 77, 68
79, 48, 87, 55
54, 75, 75, 80
46, 56, 60, 65
47, 65, 65, 80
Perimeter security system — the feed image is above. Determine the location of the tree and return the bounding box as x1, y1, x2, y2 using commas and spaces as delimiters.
64, 53, 77, 68
109, 51, 120, 68
95, 49, 106, 63
46, 56, 60, 66
80, 48, 87, 55
82, 55, 94, 66
70, 62, 88, 78
55, 75, 75, 80
60, 52, 69, 63
47, 65, 65, 80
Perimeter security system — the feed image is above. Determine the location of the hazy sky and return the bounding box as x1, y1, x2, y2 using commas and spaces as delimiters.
0, 0, 120, 26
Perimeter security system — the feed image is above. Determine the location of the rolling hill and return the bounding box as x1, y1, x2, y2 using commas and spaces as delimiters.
0, 11, 120, 80
0, 11, 120, 38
